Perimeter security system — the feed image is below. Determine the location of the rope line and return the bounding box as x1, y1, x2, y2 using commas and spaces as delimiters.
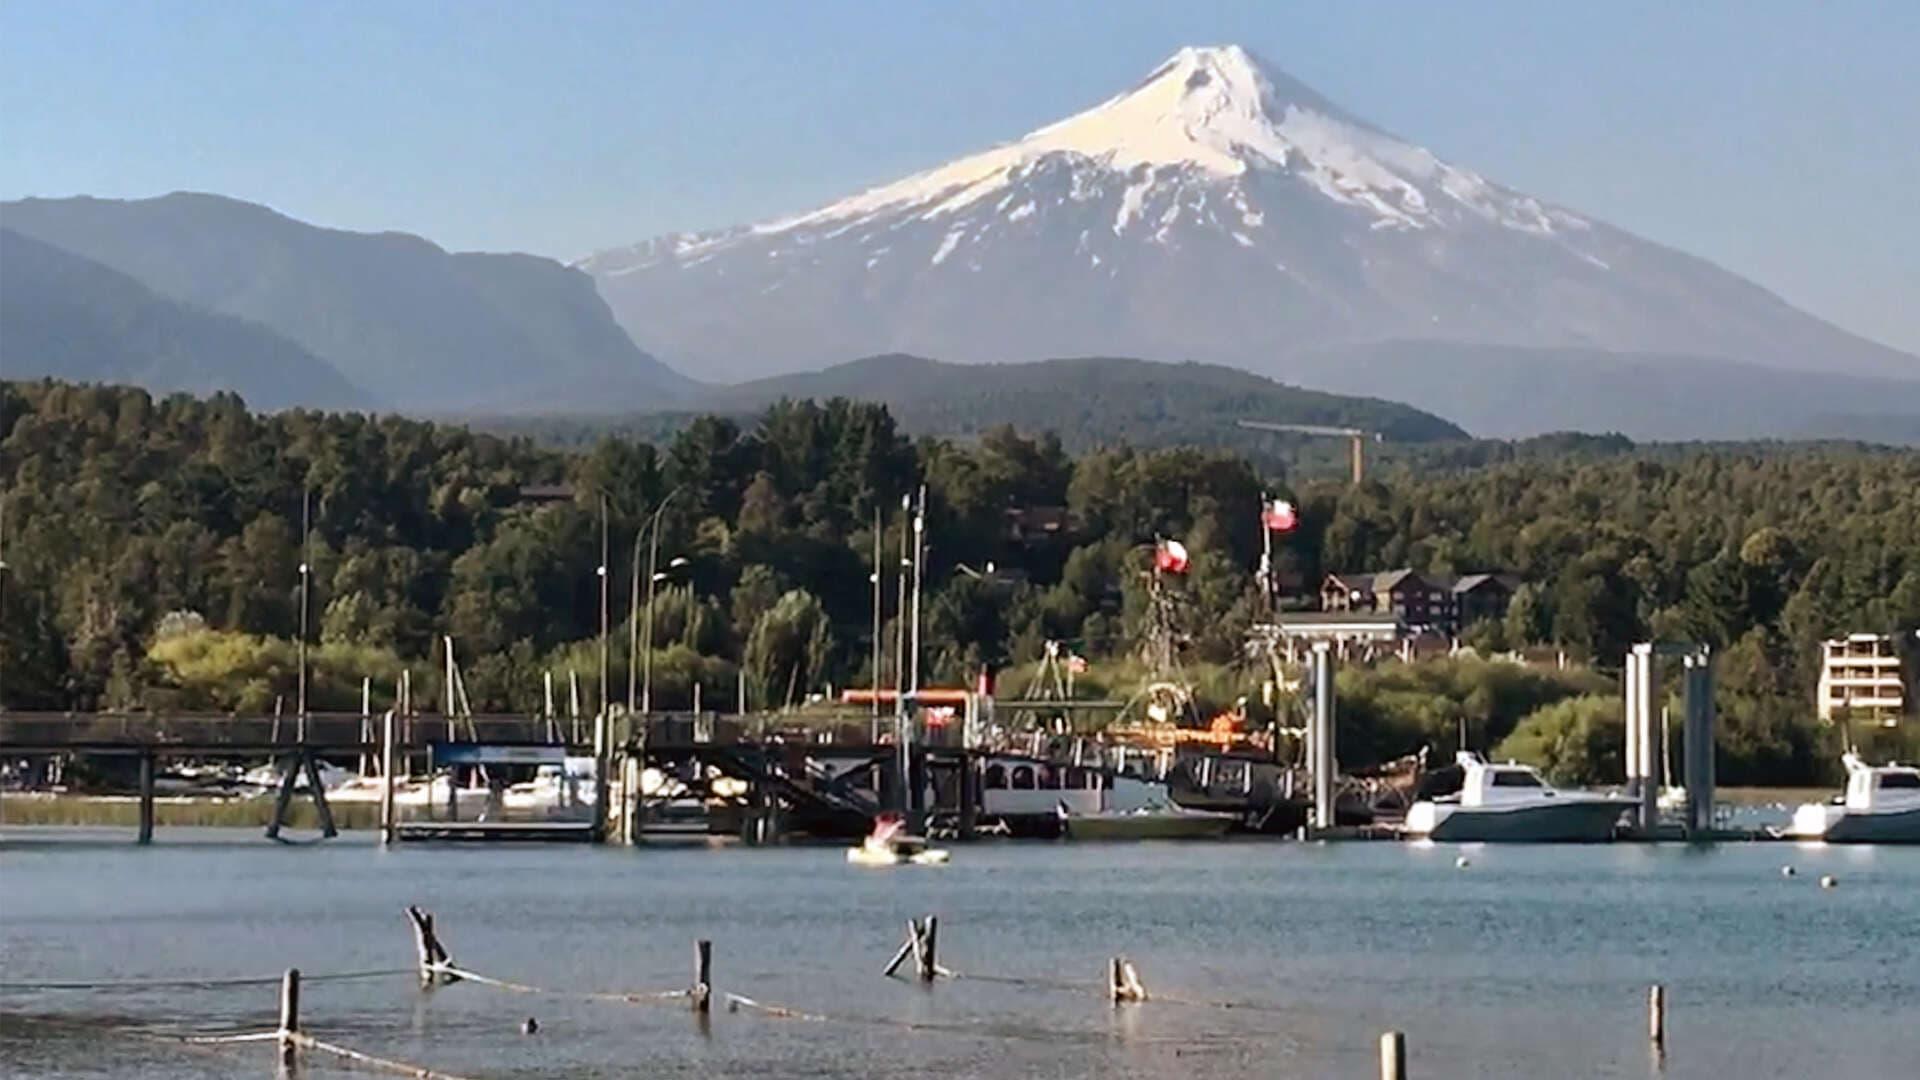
291, 1031, 483, 1080
432, 964, 689, 1006
0, 968, 412, 992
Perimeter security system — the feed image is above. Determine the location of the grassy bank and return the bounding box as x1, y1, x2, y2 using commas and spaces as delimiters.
0, 794, 380, 830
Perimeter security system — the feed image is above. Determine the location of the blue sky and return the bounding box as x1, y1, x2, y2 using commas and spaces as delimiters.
3, 1, 1916, 353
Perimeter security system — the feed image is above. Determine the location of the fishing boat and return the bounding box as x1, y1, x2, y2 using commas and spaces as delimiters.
1786, 754, 1920, 843
1404, 752, 1632, 842
847, 812, 950, 866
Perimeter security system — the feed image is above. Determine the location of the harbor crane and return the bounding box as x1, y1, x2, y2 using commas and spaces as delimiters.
1235, 421, 1382, 485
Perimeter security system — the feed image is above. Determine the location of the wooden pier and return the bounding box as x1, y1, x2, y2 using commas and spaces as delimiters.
0, 709, 985, 846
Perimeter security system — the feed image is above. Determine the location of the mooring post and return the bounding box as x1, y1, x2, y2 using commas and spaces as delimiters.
136, 749, 155, 845
691, 939, 712, 1013
916, 916, 939, 983
380, 710, 398, 845
278, 968, 301, 1066
1107, 956, 1147, 1003
1379, 1030, 1406, 1080
406, 905, 456, 985
1649, 984, 1666, 1050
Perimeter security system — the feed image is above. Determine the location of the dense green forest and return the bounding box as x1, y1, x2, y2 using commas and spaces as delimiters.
3, 378, 1917, 784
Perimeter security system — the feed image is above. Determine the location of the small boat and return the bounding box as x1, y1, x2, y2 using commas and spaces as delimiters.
1404, 752, 1632, 842
1787, 754, 1920, 843
846, 812, 950, 866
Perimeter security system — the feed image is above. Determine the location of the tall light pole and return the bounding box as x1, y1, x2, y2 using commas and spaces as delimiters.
870, 505, 882, 722
638, 487, 685, 715
296, 487, 311, 736
597, 494, 609, 727
908, 484, 926, 694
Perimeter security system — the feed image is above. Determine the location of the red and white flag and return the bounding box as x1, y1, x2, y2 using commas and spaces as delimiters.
1154, 539, 1191, 574
1261, 498, 1298, 533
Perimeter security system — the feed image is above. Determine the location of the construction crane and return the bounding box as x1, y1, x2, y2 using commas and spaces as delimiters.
1235, 420, 1382, 485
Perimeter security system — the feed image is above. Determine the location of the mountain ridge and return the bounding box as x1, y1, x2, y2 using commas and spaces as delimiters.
584, 44, 1916, 430
1, 192, 695, 412
0, 228, 366, 410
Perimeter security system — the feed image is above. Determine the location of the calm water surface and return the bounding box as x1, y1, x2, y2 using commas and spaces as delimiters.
1, 829, 1915, 1078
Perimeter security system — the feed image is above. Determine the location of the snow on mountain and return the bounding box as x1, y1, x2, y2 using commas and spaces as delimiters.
582, 45, 1916, 392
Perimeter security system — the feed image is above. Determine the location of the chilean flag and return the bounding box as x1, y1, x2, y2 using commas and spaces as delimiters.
1261, 498, 1298, 533
1154, 539, 1191, 574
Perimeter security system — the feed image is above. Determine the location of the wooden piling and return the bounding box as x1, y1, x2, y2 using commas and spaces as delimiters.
1649, 984, 1666, 1049
380, 710, 397, 845
136, 750, 155, 845
916, 916, 939, 983
691, 939, 712, 1013
278, 968, 301, 1066
406, 905, 456, 985
1107, 955, 1147, 1003
1379, 1030, 1406, 1080
883, 920, 919, 978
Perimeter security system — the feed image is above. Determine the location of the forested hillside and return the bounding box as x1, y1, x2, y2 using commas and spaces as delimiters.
472, 354, 1467, 457
3, 379, 1916, 783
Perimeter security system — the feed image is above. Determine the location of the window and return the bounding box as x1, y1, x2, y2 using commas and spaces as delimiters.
1880, 773, 1920, 790
1490, 770, 1544, 788
984, 764, 1007, 790
1011, 765, 1035, 790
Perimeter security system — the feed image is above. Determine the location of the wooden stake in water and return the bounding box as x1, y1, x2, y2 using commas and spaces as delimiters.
1379, 1030, 1406, 1080
1649, 984, 1666, 1049
278, 969, 301, 1066
690, 939, 712, 1013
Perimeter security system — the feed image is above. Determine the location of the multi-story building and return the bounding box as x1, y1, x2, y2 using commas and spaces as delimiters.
1320, 569, 1520, 638
1817, 634, 1907, 726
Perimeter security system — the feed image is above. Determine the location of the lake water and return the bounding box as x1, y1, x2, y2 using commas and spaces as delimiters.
1, 829, 1915, 1078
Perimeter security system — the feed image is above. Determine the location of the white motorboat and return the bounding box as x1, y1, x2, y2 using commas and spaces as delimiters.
1787, 754, 1920, 843
1404, 752, 1632, 842
847, 812, 950, 866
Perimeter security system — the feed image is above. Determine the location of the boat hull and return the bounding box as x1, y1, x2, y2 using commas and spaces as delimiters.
846, 846, 950, 866
1797, 805, 1920, 844
1411, 799, 1630, 843
1063, 812, 1235, 841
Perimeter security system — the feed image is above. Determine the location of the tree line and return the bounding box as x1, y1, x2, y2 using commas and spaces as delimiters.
2, 379, 1916, 783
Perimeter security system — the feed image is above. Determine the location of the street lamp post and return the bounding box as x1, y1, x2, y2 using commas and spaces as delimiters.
635, 487, 685, 716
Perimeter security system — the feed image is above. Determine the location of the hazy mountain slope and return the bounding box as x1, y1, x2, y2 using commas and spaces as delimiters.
583, 44, 1916, 412
1290, 341, 1920, 442
1, 193, 692, 411
0, 228, 364, 410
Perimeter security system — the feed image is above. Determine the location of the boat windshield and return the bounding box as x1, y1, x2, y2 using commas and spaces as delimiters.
1880, 773, 1920, 789
1489, 770, 1545, 788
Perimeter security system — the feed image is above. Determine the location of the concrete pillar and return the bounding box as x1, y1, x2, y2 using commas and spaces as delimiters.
1311, 642, 1335, 831
1683, 650, 1715, 836
1631, 643, 1660, 832
1623, 652, 1642, 796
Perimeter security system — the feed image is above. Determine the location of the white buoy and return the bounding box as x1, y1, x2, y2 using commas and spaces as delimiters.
1820, 875, 1838, 889
1781, 865, 1796, 878
1455, 855, 1471, 869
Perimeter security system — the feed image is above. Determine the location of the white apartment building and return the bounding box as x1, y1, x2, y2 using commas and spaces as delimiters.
1817, 634, 1907, 726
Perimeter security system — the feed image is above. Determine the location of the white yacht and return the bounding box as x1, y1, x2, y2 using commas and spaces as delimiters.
1787, 754, 1920, 843
1404, 752, 1632, 842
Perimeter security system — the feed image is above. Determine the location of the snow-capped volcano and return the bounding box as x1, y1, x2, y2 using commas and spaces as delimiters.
583, 45, 1915, 390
